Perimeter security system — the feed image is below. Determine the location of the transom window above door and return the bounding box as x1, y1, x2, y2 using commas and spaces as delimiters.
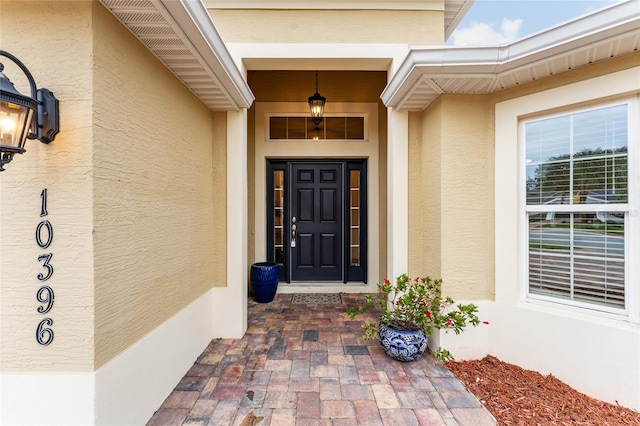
269, 116, 365, 140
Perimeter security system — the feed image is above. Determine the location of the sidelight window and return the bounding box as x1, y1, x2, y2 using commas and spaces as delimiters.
273, 170, 285, 265
349, 170, 361, 266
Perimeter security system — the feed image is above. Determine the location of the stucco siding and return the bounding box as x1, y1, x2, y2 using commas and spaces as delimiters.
92, 4, 217, 368
416, 100, 443, 279
0, 0, 95, 371
410, 95, 494, 300
212, 111, 228, 288
440, 95, 494, 300
209, 9, 444, 45
408, 111, 425, 276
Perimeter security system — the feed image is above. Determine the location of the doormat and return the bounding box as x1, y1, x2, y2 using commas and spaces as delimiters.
291, 293, 342, 304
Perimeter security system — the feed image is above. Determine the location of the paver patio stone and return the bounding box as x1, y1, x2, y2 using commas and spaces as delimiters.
321, 400, 356, 418
146, 294, 495, 425
353, 400, 383, 425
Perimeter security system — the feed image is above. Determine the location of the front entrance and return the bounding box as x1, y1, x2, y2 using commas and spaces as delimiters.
267, 160, 367, 283
291, 163, 343, 281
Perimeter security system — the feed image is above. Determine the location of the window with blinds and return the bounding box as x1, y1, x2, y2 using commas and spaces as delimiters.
524, 103, 629, 312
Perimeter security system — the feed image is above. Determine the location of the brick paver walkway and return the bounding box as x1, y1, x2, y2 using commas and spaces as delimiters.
147, 293, 496, 425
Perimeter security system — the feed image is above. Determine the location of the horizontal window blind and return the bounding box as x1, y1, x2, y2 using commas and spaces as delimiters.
524, 104, 628, 311
528, 213, 625, 308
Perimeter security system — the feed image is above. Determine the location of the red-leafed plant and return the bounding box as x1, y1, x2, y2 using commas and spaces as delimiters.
347, 273, 483, 361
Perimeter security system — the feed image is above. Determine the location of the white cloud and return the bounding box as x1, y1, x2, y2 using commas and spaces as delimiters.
450, 18, 523, 46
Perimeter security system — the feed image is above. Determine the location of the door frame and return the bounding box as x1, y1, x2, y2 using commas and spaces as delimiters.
266, 159, 368, 283
253, 101, 380, 291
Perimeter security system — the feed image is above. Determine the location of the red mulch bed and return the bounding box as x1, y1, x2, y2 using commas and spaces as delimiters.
445, 355, 640, 425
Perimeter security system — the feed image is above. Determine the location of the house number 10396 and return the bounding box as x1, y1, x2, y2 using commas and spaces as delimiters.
35, 189, 54, 346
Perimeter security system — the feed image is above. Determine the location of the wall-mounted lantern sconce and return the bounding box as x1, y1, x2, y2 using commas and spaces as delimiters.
0, 50, 59, 172
308, 71, 326, 130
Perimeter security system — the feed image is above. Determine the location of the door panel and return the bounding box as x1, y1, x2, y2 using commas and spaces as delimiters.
321, 234, 337, 265
291, 163, 343, 281
298, 188, 313, 221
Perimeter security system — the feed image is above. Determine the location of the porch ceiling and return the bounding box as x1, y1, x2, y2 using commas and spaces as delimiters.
382, 0, 640, 111
99, 0, 254, 111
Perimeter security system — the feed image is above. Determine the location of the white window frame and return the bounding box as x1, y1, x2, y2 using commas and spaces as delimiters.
519, 97, 639, 319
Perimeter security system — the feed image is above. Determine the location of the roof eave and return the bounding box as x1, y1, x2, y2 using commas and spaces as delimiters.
382, 0, 640, 111
99, 0, 254, 112
173, 0, 254, 110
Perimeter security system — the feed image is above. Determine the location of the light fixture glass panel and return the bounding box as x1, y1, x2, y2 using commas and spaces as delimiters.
0, 100, 32, 150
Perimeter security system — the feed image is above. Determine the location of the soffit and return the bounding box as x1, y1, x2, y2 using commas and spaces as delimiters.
382, 0, 640, 111
99, 0, 254, 111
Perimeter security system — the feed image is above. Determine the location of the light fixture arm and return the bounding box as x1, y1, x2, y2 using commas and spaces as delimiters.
0, 50, 37, 100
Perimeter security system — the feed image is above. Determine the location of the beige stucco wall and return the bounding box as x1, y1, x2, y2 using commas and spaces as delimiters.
1, 0, 228, 375
0, 0, 95, 371
439, 95, 494, 300
411, 103, 442, 279
92, 4, 221, 368
212, 111, 228, 288
210, 9, 444, 45
410, 96, 494, 300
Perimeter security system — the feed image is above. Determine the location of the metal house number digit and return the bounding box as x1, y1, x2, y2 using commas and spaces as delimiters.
40, 189, 48, 217
35, 220, 53, 249
37, 253, 54, 281
35, 189, 54, 346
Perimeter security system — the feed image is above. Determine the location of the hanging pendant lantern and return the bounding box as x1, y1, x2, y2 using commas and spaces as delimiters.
308, 71, 326, 129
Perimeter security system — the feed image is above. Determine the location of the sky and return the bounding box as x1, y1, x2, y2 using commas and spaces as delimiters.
448, 0, 624, 46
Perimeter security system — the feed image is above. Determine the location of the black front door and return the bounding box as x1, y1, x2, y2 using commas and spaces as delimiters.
290, 163, 343, 281
266, 160, 367, 283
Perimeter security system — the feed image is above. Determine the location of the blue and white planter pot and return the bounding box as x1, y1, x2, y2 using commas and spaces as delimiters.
378, 323, 427, 362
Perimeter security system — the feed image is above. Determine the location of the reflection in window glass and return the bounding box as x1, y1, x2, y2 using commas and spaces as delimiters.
307, 120, 324, 140
526, 105, 628, 205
